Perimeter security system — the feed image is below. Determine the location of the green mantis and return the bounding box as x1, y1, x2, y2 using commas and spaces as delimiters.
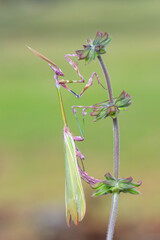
28, 47, 101, 226
28, 45, 132, 227
28, 31, 141, 240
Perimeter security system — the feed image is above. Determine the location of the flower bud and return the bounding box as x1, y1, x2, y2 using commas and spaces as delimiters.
92, 172, 142, 197
75, 31, 111, 64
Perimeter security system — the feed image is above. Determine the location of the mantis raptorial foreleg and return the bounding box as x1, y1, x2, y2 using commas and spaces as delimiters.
28, 47, 106, 98
58, 54, 106, 98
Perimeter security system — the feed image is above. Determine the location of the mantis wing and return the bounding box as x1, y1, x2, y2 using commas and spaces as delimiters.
63, 126, 86, 226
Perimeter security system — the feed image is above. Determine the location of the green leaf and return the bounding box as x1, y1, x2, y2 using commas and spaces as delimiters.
124, 188, 140, 195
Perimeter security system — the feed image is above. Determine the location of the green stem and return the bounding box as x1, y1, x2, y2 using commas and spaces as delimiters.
97, 55, 120, 240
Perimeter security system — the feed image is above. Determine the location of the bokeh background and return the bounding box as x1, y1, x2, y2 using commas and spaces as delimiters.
0, 0, 160, 239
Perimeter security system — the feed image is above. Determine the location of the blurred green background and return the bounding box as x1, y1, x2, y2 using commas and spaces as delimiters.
0, 0, 160, 239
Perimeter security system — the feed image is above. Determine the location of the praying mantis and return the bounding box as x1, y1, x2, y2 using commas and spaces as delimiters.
28, 47, 101, 226
28, 31, 141, 240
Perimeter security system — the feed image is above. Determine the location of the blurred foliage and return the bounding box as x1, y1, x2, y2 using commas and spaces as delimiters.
0, 0, 160, 227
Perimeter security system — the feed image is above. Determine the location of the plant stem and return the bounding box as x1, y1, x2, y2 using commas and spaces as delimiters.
97, 55, 120, 240
106, 193, 119, 240
113, 118, 119, 181
97, 55, 113, 103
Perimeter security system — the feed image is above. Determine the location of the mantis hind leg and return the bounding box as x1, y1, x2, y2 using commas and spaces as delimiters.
73, 133, 85, 172
76, 147, 85, 172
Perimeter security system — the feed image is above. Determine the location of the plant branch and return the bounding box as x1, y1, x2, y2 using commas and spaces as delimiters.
97, 55, 120, 240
